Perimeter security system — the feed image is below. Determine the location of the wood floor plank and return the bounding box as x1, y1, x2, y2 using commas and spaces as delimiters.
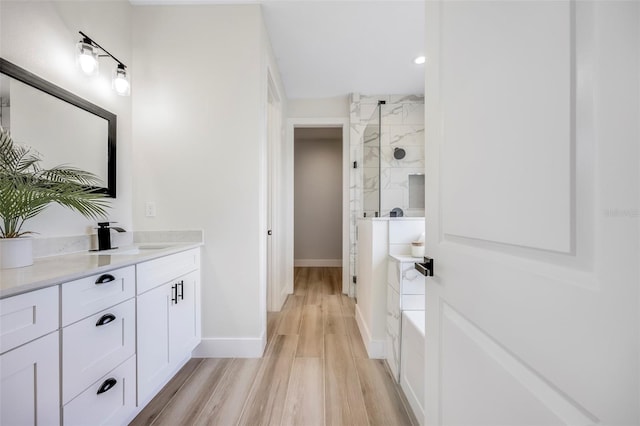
277, 295, 304, 335
323, 294, 347, 335
238, 335, 298, 426
192, 358, 262, 426
356, 359, 413, 426
152, 359, 233, 426
325, 333, 369, 426
294, 267, 309, 295
296, 304, 324, 357
345, 316, 369, 359
341, 294, 356, 316
308, 267, 323, 284
130, 358, 204, 426
324, 267, 342, 294
305, 284, 323, 305
266, 311, 282, 352
281, 358, 325, 426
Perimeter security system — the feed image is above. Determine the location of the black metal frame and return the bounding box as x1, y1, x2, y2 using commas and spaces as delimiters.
0, 58, 117, 198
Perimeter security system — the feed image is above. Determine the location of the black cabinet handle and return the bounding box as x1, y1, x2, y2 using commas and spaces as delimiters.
96, 313, 116, 326
171, 284, 178, 304
95, 274, 115, 285
178, 280, 184, 301
96, 378, 117, 395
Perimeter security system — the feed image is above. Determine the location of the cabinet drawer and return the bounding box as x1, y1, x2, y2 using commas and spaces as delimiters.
137, 248, 200, 294
62, 266, 135, 326
401, 294, 425, 311
62, 299, 135, 403
63, 355, 136, 426
0, 286, 58, 354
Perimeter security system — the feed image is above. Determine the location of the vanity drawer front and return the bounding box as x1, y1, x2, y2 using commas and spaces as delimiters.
137, 248, 200, 295
62, 299, 135, 403
62, 266, 135, 326
0, 286, 58, 354
401, 295, 425, 311
63, 355, 136, 426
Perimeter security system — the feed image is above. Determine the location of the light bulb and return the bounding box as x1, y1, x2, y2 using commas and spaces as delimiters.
112, 65, 130, 96
76, 39, 99, 76
414, 56, 426, 65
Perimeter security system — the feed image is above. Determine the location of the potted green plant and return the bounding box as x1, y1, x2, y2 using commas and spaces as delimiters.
0, 126, 110, 268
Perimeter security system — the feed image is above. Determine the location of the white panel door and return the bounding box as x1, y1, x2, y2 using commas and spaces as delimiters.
424, 1, 639, 424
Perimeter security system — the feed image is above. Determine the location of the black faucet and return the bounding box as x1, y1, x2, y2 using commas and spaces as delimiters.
97, 222, 126, 251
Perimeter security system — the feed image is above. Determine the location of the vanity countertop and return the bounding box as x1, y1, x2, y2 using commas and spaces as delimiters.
0, 242, 203, 299
389, 254, 423, 263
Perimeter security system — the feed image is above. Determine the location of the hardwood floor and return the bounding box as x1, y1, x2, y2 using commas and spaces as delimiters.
131, 267, 416, 426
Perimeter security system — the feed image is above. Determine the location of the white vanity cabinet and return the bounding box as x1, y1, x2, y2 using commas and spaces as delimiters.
0, 286, 60, 426
386, 257, 425, 382
136, 249, 201, 405
60, 266, 137, 426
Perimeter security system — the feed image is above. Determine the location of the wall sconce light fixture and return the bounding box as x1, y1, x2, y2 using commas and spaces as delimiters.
76, 31, 130, 96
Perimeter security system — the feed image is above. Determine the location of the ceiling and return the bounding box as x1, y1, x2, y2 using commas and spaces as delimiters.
131, 0, 426, 100
261, 1, 425, 99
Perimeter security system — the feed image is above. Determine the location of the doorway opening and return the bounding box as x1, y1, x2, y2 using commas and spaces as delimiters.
294, 127, 343, 269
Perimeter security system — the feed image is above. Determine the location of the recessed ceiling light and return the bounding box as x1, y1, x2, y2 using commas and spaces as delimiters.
414, 56, 426, 65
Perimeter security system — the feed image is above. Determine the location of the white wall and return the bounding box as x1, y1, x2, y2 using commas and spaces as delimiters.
0, 0, 133, 236
132, 4, 286, 357
294, 137, 342, 265
288, 96, 349, 119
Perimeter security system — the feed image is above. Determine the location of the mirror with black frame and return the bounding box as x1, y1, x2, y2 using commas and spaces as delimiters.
0, 58, 117, 197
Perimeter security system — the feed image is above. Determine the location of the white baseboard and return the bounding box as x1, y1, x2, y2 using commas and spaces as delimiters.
294, 259, 342, 267
355, 304, 385, 359
192, 335, 266, 358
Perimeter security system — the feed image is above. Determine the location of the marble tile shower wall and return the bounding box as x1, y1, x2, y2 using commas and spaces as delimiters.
349, 93, 425, 290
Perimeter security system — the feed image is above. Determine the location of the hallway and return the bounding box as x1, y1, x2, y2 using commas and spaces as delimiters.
131, 267, 415, 426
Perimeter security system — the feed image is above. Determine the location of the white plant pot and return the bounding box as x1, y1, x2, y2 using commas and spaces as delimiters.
0, 238, 34, 269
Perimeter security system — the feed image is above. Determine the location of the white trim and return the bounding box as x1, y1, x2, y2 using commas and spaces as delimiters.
287, 117, 350, 295
192, 334, 266, 358
355, 304, 385, 359
294, 259, 343, 267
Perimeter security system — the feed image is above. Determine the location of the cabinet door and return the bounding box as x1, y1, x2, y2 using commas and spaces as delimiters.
136, 284, 171, 404
0, 331, 60, 426
169, 271, 200, 364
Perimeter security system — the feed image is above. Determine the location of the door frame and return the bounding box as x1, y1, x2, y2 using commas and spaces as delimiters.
266, 75, 281, 312
286, 117, 350, 295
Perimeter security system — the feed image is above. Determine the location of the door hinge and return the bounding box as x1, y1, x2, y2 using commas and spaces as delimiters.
353, 161, 358, 169
352, 276, 357, 284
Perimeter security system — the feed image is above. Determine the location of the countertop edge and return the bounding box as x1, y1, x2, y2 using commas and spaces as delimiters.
0, 242, 203, 299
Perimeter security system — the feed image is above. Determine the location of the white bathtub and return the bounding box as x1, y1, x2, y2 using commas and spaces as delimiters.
401, 310, 425, 425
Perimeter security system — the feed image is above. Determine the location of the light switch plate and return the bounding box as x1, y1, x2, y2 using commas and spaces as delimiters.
145, 201, 156, 217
